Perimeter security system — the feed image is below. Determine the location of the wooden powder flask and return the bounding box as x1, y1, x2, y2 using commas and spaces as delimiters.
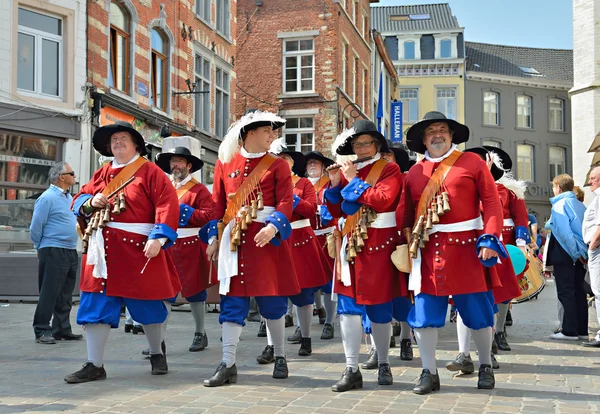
257, 192, 264, 210
99, 206, 110, 228
240, 209, 248, 230
119, 192, 127, 212
112, 197, 121, 215
431, 202, 440, 224
348, 239, 357, 259
354, 229, 365, 251
425, 208, 433, 230
360, 219, 368, 239
412, 215, 425, 237
422, 228, 429, 243
250, 199, 258, 219
409, 234, 420, 258
436, 194, 445, 216
442, 192, 451, 213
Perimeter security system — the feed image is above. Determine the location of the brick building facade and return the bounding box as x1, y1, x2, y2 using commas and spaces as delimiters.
86, 0, 236, 183
234, 0, 379, 156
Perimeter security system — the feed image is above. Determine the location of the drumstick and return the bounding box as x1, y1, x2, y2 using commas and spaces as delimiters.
140, 257, 151, 274
208, 263, 213, 286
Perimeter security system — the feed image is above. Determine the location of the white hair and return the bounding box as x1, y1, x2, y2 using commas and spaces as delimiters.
48, 161, 68, 183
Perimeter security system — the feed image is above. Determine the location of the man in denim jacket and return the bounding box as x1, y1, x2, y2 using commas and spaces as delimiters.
546, 174, 588, 341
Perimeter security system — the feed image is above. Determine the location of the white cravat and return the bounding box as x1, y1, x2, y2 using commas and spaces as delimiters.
356, 153, 381, 170
173, 174, 192, 190
112, 153, 140, 168
240, 147, 266, 159
308, 177, 320, 185
424, 144, 458, 162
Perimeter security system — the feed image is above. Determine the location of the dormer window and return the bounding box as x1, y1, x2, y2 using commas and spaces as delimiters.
440, 39, 452, 58
404, 41, 415, 60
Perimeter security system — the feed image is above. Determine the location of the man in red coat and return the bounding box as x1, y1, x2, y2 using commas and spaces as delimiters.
398, 112, 506, 394
305, 151, 338, 340
156, 147, 215, 352
200, 110, 301, 387
325, 120, 406, 392
65, 121, 181, 383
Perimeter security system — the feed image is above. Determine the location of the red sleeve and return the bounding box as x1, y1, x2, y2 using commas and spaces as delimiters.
396, 173, 415, 245
148, 165, 179, 229
475, 158, 503, 237
210, 160, 227, 221
188, 184, 215, 227
273, 158, 294, 219
294, 178, 318, 219
509, 191, 529, 229
358, 162, 402, 212
325, 180, 345, 218
72, 166, 107, 208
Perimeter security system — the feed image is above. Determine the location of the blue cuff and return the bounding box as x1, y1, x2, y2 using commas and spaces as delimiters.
341, 177, 371, 202
149, 224, 178, 249
320, 205, 333, 226
324, 185, 342, 204
341, 200, 362, 216
515, 225, 530, 244
72, 194, 93, 217
476, 234, 508, 267
265, 211, 292, 246
292, 194, 301, 210
199, 220, 219, 244
179, 203, 195, 227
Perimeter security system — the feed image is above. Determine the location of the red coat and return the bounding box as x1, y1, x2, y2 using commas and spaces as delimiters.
310, 176, 337, 272
290, 177, 332, 289
491, 183, 529, 303
211, 153, 300, 297
74, 161, 182, 300
397, 152, 503, 297
169, 181, 217, 298
326, 160, 407, 305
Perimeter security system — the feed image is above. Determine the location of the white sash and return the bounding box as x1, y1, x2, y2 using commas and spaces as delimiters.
87, 222, 154, 279
291, 219, 311, 229
218, 206, 276, 295
503, 218, 515, 227
409, 216, 483, 296
177, 227, 201, 238
313, 226, 335, 236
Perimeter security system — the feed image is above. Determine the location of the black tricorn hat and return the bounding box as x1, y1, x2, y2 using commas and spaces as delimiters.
464, 146, 504, 181
93, 121, 148, 157
156, 146, 204, 174
382, 141, 410, 173
303, 151, 335, 169
240, 108, 286, 134
333, 120, 390, 156
406, 111, 470, 154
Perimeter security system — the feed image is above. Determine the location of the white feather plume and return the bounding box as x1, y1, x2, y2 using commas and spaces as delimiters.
269, 137, 287, 155
487, 151, 505, 171
331, 127, 356, 154
218, 110, 286, 163
487, 149, 528, 199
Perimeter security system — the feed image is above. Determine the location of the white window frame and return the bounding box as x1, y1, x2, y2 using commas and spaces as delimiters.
483, 91, 499, 126
517, 144, 534, 181
196, 0, 211, 24
549, 98, 564, 132
482, 139, 501, 148
352, 53, 358, 101
342, 41, 348, 93
194, 53, 211, 133
283, 116, 315, 152
214, 66, 230, 139
216, 0, 230, 38
17, 7, 64, 100
397, 35, 421, 60
399, 88, 419, 124
282, 37, 315, 94
352, 0, 357, 24
433, 34, 457, 59
549, 146, 566, 178
517, 95, 532, 129
362, 67, 367, 113
436, 87, 457, 120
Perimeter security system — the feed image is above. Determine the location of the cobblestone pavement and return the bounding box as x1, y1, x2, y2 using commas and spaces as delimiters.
0, 279, 599, 413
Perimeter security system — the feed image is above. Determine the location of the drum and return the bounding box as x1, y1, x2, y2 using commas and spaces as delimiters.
512, 249, 546, 303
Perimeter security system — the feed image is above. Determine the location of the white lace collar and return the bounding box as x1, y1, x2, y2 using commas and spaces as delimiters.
357, 153, 381, 170
424, 144, 458, 163
308, 176, 320, 185
240, 146, 266, 159
112, 153, 140, 168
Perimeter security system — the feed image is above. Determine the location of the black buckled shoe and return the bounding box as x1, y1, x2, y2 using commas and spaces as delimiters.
189, 331, 208, 352
491, 337, 498, 355
257, 320, 267, 338
132, 325, 144, 335
284, 314, 294, 328
505, 309, 513, 326
477, 364, 495, 389
287, 326, 302, 343
124, 323, 133, 333
495, 332, 511, 351
317, 307, 326, 325
491, 354, 500, 369
298, 337, 312, 356
321, 323, 334, 340
204, 362, 238, 387
378, 363, 393, 385
65, 362, 107, 384
413, 369, 440, 395
150, 354, 168, 375
331, 367, 363, 392
273, 356, 289, 379
445, 353, 474, 374
256, 345, 275, 364
400, 339, 413, 361
361, 348, 378, 370
142, 341, 166, 357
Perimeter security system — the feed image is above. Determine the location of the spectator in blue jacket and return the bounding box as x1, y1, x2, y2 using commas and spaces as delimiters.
545, 174, 588, 341
30, 161, 82, 344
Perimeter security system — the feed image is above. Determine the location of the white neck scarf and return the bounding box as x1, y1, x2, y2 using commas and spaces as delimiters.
357, 153, 381, 170
172, 174, 192, 190
240, 146, 266, 159
424, 144, 458, 163
112, 153, 140, 168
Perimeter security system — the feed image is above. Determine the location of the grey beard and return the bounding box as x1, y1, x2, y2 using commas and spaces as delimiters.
430, 141, 447, 153
172, 170, 188, 180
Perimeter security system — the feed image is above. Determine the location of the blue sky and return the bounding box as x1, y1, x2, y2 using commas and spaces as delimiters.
374, 0, 573, 49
